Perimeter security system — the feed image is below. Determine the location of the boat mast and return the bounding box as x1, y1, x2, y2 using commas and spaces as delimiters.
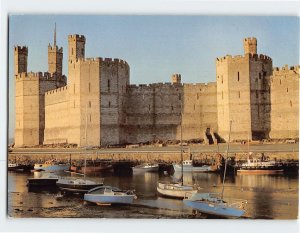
181, 102, 183, 186
221, 120, 232, 200
84, 104, 88, 180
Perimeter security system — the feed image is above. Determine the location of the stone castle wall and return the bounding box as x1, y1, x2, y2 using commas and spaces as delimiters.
14, 35, 299, 148
269, 65, 299, 139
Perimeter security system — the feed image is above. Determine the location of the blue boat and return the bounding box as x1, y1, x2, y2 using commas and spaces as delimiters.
183, 193, 246, 218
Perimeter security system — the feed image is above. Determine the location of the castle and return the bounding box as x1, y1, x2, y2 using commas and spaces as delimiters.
14, 31, 299, 147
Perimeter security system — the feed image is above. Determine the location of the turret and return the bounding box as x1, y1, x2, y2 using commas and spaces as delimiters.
68, 34, 86, 63
14, 46, 28, 75
48, 23, 63, 76
243, 37, 257, 55
171, 74, 181, 84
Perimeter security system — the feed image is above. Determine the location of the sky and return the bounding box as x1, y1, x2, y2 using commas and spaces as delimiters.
8, 15, 299, 138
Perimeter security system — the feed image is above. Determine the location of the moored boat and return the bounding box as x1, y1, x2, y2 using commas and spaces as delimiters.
132, 163, 159, 172
183, 193, 246, 218
27, 173, 59, 187
34, 159, 70, 172
237, 158, 284, 174
157, 181, 198, 199
84, 186, 136, 205
173, 160, 217, 173
56, 177, 104, 193
70, 161, 113, 173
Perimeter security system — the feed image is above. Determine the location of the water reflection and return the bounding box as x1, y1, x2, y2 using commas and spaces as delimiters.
8, 170, 298, 219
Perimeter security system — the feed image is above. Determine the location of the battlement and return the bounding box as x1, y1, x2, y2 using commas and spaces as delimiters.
272, 65, 300, 75
68, 34, 86, 41
244, 37, 257, 43
14, 46, 28, 54
73, 57, 129, 67
45, 86, 68, 95
15, 71, 58, 81
48, 45, 63, 53
216, 53, 272, 64
171, 74, 181, 84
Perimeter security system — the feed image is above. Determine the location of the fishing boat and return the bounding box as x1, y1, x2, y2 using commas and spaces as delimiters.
56, 177, 104, 193
84, 186, 136, 205
237, 158, 284, 174
157, 105, 198, 199
132, 163, 159, 172
183, 121, 247, 218
27, 173, 59, 187
33, 159, 70, 172
183, 193, 246, 218
173, 160, 217, 172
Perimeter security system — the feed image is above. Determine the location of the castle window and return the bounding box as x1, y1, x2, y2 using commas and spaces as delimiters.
109, 101, 111, 108
259, 73, 261, 80
280, 79, 281, 85
237, 72, 240, 81
256, 90, 258, 98
290, 101, 293, 107
89, 101, 91, 108
238, 91, 241, 98
148, 105, 151, 112
287, 88, 289, 93
221, 76, 223, 84
108, 80, 110, 92
194, 104, 196, 111
178, 93, 181, 100
171, 105, 174, 111
89, 83, 91, 92
197, 93, 199, 100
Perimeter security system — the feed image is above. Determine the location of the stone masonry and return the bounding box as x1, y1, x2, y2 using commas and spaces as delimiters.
14, 34, 299, 147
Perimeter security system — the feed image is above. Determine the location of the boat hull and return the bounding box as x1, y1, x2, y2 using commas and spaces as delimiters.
157, 184, 197, 199
71, 165, 113, 173
183, 199, 245, 218
132, 166, 159, 172
237, 169, 284, 174
57, 183, 102, 193
84, 194, 135, 204
173, 164, 214, 173
34, 164, 70, 172
27, 178, 58, 187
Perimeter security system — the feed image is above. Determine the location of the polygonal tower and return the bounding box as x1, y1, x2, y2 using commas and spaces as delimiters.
14, 46, 28, 75
216, 37, 272, 141
68, 34, 86, 63
48, 24, 63, 77
243, 37, 257, 55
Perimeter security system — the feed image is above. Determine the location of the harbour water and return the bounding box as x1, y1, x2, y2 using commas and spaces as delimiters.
8, 169, 298, 219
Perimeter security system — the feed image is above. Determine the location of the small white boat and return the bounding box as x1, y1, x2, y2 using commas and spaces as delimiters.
173, 160, 216, 173
132, 163, 159, 172
56, 177, 104, 193
84, 186, 136, 205
183, 193, 246, 218
34, 160, 70, 172
157, 181, 198, 199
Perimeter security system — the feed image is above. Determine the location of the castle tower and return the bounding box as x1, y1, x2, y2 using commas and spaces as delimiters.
216, 37, 272, 141
171, 74, 181, 84
14, 46, 28, 75
48, 23, 63, 76
243, 37, 257, 55
68, 34, 86, 63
